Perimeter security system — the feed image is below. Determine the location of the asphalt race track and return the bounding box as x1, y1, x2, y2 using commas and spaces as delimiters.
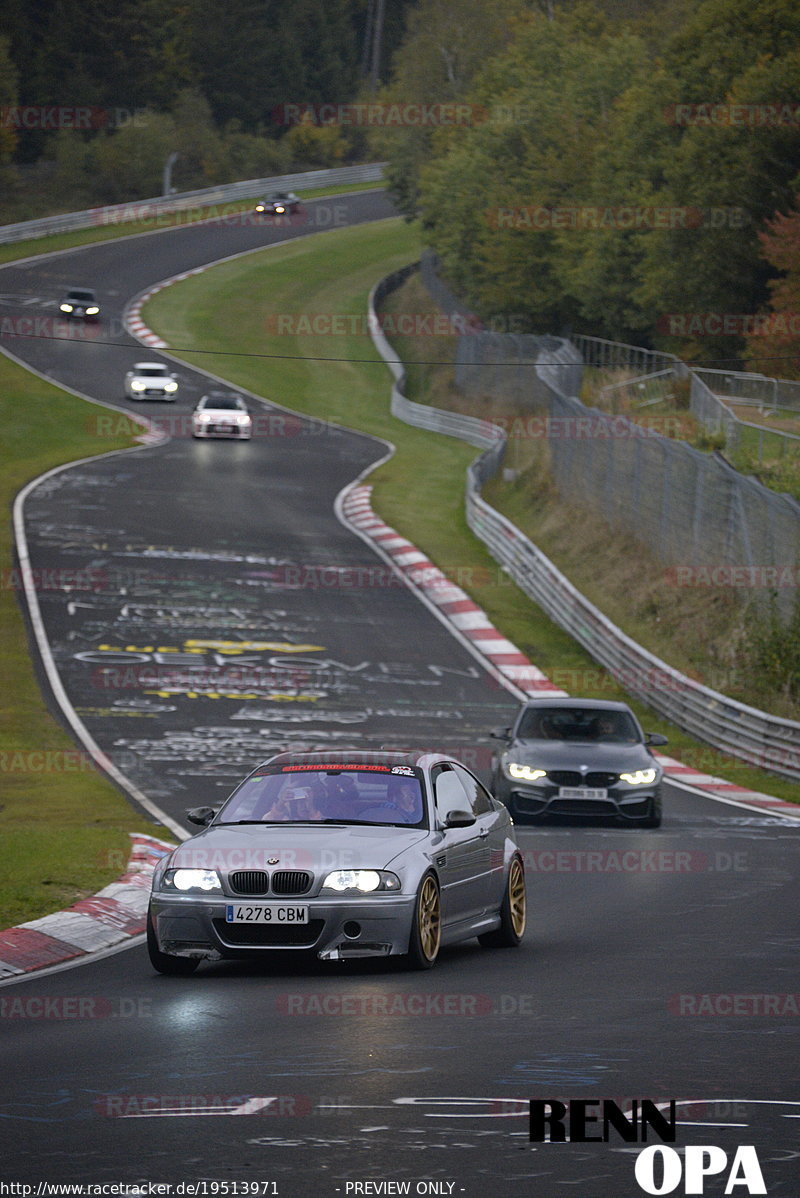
1, 191, 798, 1196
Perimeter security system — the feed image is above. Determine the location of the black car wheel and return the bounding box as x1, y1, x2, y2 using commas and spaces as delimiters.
147, 911, 199, 976
479, 855, 526, 948
405, 873, 441, 970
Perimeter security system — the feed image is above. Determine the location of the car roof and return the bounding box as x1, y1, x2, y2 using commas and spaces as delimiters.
131, 361, 167, 370
260, 748, 437, 770
517, 697, 635, 713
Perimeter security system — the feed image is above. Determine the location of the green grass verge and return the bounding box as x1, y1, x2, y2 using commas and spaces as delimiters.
0, 358, 174, 926
0, 181, 384, 267
143, 219, 799, 805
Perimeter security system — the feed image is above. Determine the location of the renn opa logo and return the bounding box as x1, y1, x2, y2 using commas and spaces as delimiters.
528, 1100, 766, 1194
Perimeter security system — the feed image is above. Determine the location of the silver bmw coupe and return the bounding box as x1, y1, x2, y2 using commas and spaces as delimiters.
147, 749, 526, 974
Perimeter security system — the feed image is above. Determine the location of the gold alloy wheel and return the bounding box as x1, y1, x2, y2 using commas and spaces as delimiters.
508, 857, 526, 938
417, 875, 441, 961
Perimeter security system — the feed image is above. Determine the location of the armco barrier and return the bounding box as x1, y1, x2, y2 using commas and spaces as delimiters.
0, 163, 386, 245
368, 264, 800, 782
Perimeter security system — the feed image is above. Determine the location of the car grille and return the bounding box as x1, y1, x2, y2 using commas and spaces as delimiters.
548, 771, 620, 787
214, 919, 324, 948
549, 798, 618, 816
229, 870, 270, 895
272, 870, 312, 895
227, 869, 313, 895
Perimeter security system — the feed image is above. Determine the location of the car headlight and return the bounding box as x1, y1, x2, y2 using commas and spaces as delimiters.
321, 870, 401, 894
619, 768, 658, 785
505, 762, 547, 781
164, 380, 178, 392
274, 205, 285, 214
60, 303, 73, 313
236, 414, 251, 424
130, 381, 146, 391
161, 868, 222, 893
194, 412, 210, 422
86, 306, 100, 315
255, 204, 265, 212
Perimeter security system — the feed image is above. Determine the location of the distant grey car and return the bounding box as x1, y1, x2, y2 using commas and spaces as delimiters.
490, 698, 667, 826
254, 191, 300, 217
124, 361, 179, 401
147, 749, 526, 975
60, 287, 100, 321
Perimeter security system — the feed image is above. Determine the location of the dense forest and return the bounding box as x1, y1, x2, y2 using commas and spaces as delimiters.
374, 0, 800, 367
2, 0, 799, 368
0, 0, 412, 211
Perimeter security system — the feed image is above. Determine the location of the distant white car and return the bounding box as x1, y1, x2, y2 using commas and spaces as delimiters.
125, 362, 179, 401
192, 391, 252, 439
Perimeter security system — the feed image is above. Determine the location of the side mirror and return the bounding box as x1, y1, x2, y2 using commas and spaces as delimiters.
444, 809, 476, 828
186, 806, 217, 826
645, 732, 668, 747
490, 726, 512, 740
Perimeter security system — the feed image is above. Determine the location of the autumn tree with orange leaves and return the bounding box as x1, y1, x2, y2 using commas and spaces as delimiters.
745, 200, 800, 381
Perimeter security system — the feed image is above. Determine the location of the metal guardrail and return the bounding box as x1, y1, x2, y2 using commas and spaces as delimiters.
0, 163, 387, 245
370, 270, 504, 454
694, 367, 778, 411
368, 263, 800, 782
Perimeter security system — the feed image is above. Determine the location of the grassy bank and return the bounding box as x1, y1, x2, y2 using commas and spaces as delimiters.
144, 222, 798, 804
0, 358, 172, 926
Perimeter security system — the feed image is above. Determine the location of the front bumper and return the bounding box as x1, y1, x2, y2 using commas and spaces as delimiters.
192, 423, 251, 439
149, 892, 416, 960
129, 388, 176, 401
495, 778, 661, 821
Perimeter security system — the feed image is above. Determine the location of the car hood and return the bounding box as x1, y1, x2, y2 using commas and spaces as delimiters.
168, 823, 429, 873
505, 740, 659, 772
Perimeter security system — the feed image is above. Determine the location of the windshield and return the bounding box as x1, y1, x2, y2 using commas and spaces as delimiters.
516, 707, 640, 743
201, 395, 244, 410
67, 290, 94, 300
217, 765, 427, 827
137, 367, 167, 377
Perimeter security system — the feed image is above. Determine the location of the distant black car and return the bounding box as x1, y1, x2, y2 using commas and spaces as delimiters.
59, 288, 100, 321
490, 698, 667, 826
254, 191, 300, 217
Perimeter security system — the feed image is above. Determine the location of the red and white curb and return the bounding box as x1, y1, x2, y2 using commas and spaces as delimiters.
0, 834, 174, 980
125, 269, 208, 348
341, 484, 800, 822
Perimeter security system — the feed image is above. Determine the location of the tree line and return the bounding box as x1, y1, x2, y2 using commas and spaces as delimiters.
375, 0, 800, 372
0, 0, 412, 216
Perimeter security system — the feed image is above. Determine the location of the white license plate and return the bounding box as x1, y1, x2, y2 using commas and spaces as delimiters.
558, 787, 608, 800
226, 904, 309, 924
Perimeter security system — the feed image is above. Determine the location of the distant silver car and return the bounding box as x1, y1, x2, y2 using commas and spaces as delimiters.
191, 391, 252, 439
147, 749, 527, 974
124, 361, 179, 401
490, 698, 667, 826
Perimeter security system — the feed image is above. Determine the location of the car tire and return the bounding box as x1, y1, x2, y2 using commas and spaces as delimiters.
146, 911, 199, 976
405, 873, 441, 970
479, 855, 526, 948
